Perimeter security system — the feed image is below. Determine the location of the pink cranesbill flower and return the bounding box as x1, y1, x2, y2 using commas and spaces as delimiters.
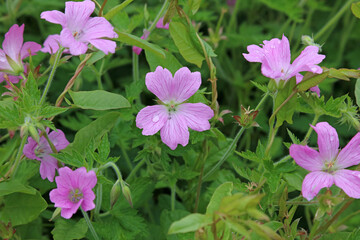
243, 35, 325, 95
289, 122, 360, 201
136, 66, 214, 150
156, 17, 170, 29
41, 34, 61, 54
0, 24, 41, 82
23, 129, 69, 182
41, 0, 118, 56
132, 30, 150, 55
49, 167, 97, 219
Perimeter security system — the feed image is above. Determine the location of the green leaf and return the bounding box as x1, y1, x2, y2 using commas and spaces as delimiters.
104, 0, 134, 20
69, 90, 130, 110
169, 19, 205, 67
355, 79, 360, 108
168, 213, 212, 234
40, 106, 68, 118
52, 150, 85, 168
115, 31, 165, 58
0, 180, 36, 196
296, 72, 329, 92
326, 68, 360, 80
52, 218, 88, 240
188, 0, 202, 14
251, 81, 268, 93
86, 51, 106, 66
274, 77, 297, 128
259, 0, 303, 22
98, 133, 111, 164
286, 129, 301, 144
351, 2, 360, 18
0, 191, 47, 226
206, 182, 233, 215
145, 50, 182, 75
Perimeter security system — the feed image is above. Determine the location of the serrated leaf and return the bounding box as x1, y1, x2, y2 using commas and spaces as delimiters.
355, 79, 360, 107
98, 133, 110, 164
296, 71, 329, 92
287, 129, 301, 144
326, 68, 360, 81
40, 106, 68, 118
168, 213, 212, 234
251, 80, 268, 93
52, 150, 85, 168
274, 77, 297, 127
52, 218, 88, 240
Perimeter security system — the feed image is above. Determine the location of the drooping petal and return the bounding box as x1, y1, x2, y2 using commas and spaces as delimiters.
64, 0, 95, 31
40, 10, 66, 27
172, 67, 201, 103
88, 39, 116, 54
160, 113, 189, 150
60, 28, 88, 55
156, 17, 170, 29
177, 103, 214, 131
60, 199, 83, 219
20, 41, 41, 59
49, 188, 73, 208
311, 122, 339, 163
145, 66, 174, 102
336, 132, 360, 168
289, 144, 323, 171
302, 171, 334, 201
287, 45, 325, 79
243, 44, 264, 62
333, 169, 360, 198
2, 24, 24, 63
48, 129, 70, 152
79, 17, 118, 41
136, 105, 168, 136
0, 49, 12, 72
41, 34, 62, 54
39, 155, 59, 182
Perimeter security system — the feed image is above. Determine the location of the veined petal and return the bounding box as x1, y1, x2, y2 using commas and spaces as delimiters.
156, 17, 170, 29
21, 41, 41, 59
23, 136, 39, 160
334, 169, 360, 198
160, 113, 189, 150
64, 0, 95, 31
289, 144, 323, 171
48, 129, 70, 152
41, 34, 61, 54
337, 133, 360, 168
311, 122, 339, 163
40, 10, 66, 27
88, 39, 116, 54
80, 17, 118, 40
243, 44, 264, 62
172, 67, 201, 102
39, 155, 58, 182
145, 66, 174, 102
2, 24, 24, 63
302, 171, 334, 201
60, 199, 83, 219
177, 103, 214, 131
74, 167, 97, 190
81, 189, 96, 211
49, 188, 73, 208
136, 105, 168, 136
60, 28, 88, 55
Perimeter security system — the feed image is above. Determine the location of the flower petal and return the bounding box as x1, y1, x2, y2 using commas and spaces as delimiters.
88, 39, 116, 55
23, 136, 39, 160
136, 105, 168, 136
289, 144, 323, 171
145, 66, 174, 102
40, 10, 66, 27
156, 17, 170, 29
65, 0, 95, 31
48, 129, 70, 152
81, 189, 96, 211
243, 44, 264, 62
80, 17, 118, 41
311, 122, 339, 163
75, 167, 97, 190
20, 41, 41, 59
60, 28, 88, 55
172, 67, 201, 102
160, 113, 189, 150
2, 24, 24, 63
60, 199, 83, 219
41, 34, 61, 54
336, 133, 360, 168
132, 46, 142, 55
302, 171, 334, 201
333, 169, 360, 198
39, 155, 58, 182
177, 103, 214, 131
49, 188, 73, 208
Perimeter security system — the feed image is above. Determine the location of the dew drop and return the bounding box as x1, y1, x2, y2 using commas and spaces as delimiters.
152, 115, 159, 123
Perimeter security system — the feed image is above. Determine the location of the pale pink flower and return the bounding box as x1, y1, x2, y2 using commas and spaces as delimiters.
41, 0, 118, 56
290, 122, 360, 201
243, 35, 325, 95
0, 24, 41, 82
49, 167, 97, 219
23, 129, 69, 182
132, 30, 150, 55
156, 17, 170, 29
41, 34, 61, 54
136, 66, 214, 150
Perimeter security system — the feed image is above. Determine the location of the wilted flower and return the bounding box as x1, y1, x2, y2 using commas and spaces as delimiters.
0, 24, 41, 82
136, 66, 214, 150
290, 122, 360, 201
23, 129, 69, 182
49, 167, 97, 219
41, 0, 118, 55
243, 35, 325, 95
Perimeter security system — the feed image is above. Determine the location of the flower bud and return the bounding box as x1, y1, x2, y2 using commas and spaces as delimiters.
110, 181, 121, 209
121, 182, 133, 208
49, 207, 61, 221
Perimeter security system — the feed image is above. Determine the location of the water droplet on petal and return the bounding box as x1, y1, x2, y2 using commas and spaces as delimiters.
152, 115, 159, 123
270, 45, 275, 49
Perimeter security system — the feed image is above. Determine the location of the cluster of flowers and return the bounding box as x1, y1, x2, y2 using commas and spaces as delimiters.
1, 0, 359, 221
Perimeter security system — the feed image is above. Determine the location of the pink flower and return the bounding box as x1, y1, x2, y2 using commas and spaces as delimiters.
41, 34, 61, 54
23, 129, 69, 182
136, 66, 214, 150
156, 17, 170, 29
41, 0, 118, 56
0, 24, 41, 80
243, 35, 325, 95
289, 122, 360, 201
132, 30, 150, 55
49, 167, 97, 219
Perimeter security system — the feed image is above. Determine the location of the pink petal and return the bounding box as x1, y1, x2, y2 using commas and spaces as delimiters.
41, 34, 61, 54
136, 105, 168, 136
302, 171, 334, 201
20, 41, 41, 59
39, 155, 58, 182
23, 136, 38, 160
145, 66, 174, 102
40, 10, 66, 27
156, 17, 170, 29
49, 129, 70, 151
88, 39, 116, 54
0, 49, 12, 72
333, 170, 360, 198
243, 44, 264, 62
64, 0, 95, 31
60, 28, 88, 55
60, 199, 83, 219
311, 122, 339, 163
74, 167, 97, 190
172, 67, 201, 103
177, 103, 213, 131
336, 132, 360, 168
49, 188, 73, 208
160, 113, 189, 150
2, 24, 24, 63
56, 167, 76, 190
132, 46, 143, 55
79, 17, 118, 41
289, 144, 323, 171
296, 73, 320, 96
81, 189, 96, 211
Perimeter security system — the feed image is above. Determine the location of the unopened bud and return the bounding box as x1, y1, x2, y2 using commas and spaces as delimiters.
121, 183, 133, 208
110, 181, 121, 209
28, 125, 40, 143
49, 208, 61, 221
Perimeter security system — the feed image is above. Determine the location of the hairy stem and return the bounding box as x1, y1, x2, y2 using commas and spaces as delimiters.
126, 157, 146, 182
81, 208, 100, 240
11, 133, 28, 178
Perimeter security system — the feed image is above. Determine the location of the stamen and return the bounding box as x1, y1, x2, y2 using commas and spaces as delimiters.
69, 188, 83, 203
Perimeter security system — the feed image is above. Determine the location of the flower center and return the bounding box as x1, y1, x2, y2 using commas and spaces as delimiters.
73, 31, 83, 40
323, 160, 337, 173
34, 146, 45, 158
69, 188, 83, 203
165, 101, 178, 120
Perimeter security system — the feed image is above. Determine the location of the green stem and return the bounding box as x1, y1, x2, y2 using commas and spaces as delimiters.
12, 133, 28, 178
94, 180, 102, 215
101, 162, 122, 180
0, 133, 9, 143
126, 157, 146, 182
96, 59, 104, 90
81, 208, 100, 240
314, 0, 355, 41
132, 52, 139, 82
147, 0, 169, 33
39, 47, 64, 105
302, 114, 320, 143
20, 72, 27, 83
203, 92, 269, 180
43, 131, 58, 154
